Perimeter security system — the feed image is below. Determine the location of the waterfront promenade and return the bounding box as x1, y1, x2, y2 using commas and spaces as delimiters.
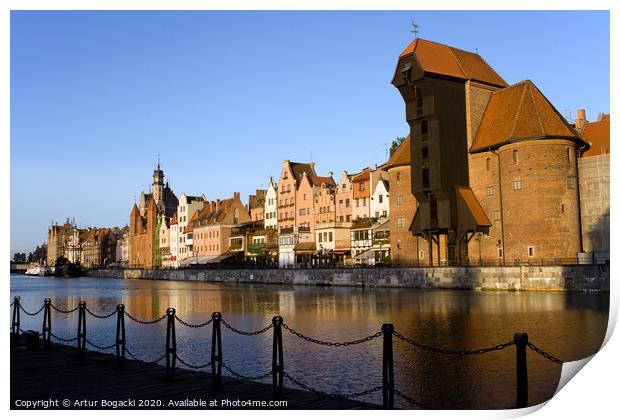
10, 339, 378, 410
87, 264, 610, 292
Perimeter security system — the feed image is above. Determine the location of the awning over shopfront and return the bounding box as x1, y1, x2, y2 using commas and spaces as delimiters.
294, 242, 316, 254
180, 255, 218, 266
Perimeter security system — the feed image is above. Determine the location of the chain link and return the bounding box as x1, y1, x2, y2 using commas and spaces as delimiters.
221, 361, 273, 381
125, 348, 166, 364
283, 372, 382, 399
174, 315, 213, 329
125, 311, 167, 325
50, 332, 78, 342
85, 308, 117, 319
394, 331, 515, 356
527, 342, 564, 364
86, 338, 117, 350
221, 319, 273, 336
19, 304, 45, 316
50, 303, 80, 314
394, 389, 435, 409
283, 324, 382, 347
175, 354, 212, 370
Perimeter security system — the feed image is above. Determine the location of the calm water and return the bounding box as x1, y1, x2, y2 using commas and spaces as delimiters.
10, 274, 609, 409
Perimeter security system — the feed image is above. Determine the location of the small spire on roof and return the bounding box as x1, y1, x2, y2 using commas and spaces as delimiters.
410, 20, 419, 39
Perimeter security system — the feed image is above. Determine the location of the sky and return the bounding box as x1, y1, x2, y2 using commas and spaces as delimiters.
10, 10, 610, 256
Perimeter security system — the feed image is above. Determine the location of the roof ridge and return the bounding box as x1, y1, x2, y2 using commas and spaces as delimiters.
508, 82, 528, 140
448, 46, 468, 79
528, 81, 547, 136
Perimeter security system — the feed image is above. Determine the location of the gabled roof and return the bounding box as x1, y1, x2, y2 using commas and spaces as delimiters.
310, 176, 336, 187
581, 114, 610, 157
399, 38, 507, 88
288, 161, 316, 183
130, 204, 140, 217
384, 136, 411, 169
470, 80, 587, 153
352, 168, 372, 182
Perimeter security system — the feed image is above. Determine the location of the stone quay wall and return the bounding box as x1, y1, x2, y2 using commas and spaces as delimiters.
87, 265, 609, 292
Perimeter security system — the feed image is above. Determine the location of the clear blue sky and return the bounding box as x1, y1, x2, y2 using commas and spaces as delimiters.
10, 10, 609, 256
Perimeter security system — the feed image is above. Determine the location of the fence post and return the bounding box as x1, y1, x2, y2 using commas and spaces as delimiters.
11, 296, 21, 338
165, 308, 177, 380
42, 298, 51, 350
382, 323, 395, 409
115, 304, 126, 368
77, 301, 87, 358
211, 312, 222, 388
272, 316, 284, 399
514, 332, 528, 408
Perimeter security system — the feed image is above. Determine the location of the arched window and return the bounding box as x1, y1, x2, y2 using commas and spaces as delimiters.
234, 208, 239, 224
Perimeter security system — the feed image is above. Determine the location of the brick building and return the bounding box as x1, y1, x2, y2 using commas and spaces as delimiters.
128, 164, 179, 268
188, 193, 252, 263
384, 137, 433, 266
392, 38, 588, 264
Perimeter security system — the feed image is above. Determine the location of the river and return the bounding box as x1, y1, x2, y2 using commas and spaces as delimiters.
10, 274, 609, 409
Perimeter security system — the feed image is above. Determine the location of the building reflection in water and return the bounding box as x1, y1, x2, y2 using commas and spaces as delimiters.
11, 276, 608, 409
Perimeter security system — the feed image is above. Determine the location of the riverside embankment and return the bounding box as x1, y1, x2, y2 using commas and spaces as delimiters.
87, 265, 609, 292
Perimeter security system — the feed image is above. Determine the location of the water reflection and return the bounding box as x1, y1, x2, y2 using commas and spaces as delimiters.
10, 275, 608, 409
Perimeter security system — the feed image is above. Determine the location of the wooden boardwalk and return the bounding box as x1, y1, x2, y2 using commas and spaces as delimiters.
10, 339, 380, 410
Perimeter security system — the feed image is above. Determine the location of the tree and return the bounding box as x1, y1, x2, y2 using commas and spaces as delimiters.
12, 253, 27, 263
389, 137, 406, 157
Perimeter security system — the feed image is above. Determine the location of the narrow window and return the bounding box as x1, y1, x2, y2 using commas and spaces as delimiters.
415, 88, 423, 116
498, 248, 504, 258
494, 210, 501, 221
486, 157, 491, 172
567, 148, 572, 162
528, 246, 535, 257
422, 169, 430, 190
396, 171, 401, 182
512, 150, 519, 164
561, 204, 565, 213
422, 146, 429, 160
486, 186, 494, 197
421, 120, 428, 135
513, 180, 522, 191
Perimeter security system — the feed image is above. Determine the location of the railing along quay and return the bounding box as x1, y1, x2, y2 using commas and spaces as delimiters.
11, 296, 564, 409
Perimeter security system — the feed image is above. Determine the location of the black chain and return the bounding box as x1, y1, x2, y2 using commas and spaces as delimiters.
50, 303, 80, 314
221, 319, 273, 336
174, 315, 213, 329
394, 389, 435, 410
50, 332, 78, 342
85, 338, 116, 350
175, 353, 212, 370
221, 361, 273, 381
394, 331, 515, 356
527, 342, 564, 364
125, 311, 167, 325
125, 348, 166, 364
283, 324, 382, 347
283, 372, 383, 399
85, 308, 117, 319
19, 304, 45, 316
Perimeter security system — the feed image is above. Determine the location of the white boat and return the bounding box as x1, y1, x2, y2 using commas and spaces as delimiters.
24, 266, 41, 276
24, 264, 54, 277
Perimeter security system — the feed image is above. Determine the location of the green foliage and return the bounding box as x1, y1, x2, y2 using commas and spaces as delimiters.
389, 137, 406, 157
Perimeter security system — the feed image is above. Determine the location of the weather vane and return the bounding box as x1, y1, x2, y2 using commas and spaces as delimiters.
411, 21, 419, 39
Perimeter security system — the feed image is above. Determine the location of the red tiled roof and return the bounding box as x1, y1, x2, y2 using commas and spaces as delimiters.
399, 38, 507, 88
457, 187, 491, 227
470, 80, 586, 153
310, 176, 336, 187
581, 115, 610, 157
384, 136, 411, 169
